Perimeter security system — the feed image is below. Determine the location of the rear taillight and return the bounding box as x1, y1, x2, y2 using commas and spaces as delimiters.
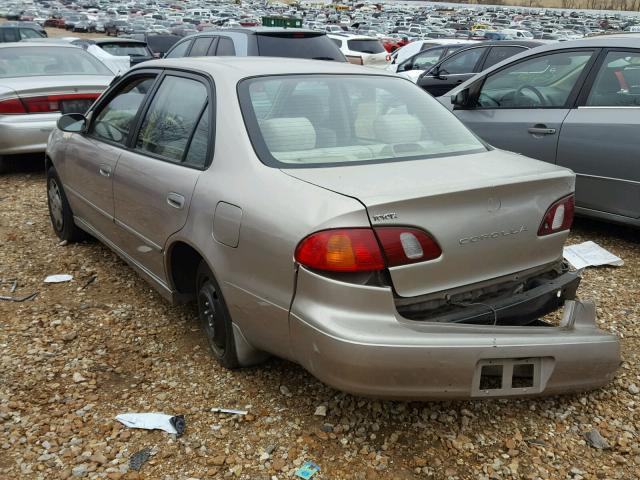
0, 98, 27, 114
386, 54, 391, 62
538, 194, 575, 236
375, 227, 442, 267
295, 227, 441, 272
295, 228, 384, 272
0, 93, 100, 115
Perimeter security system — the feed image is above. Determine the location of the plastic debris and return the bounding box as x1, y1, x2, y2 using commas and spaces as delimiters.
44, 274, 73, 283
564, 241, 623, 270
115, 413, 185, 436
129, 448, 151, 472
295, 461, 321, 479
0, 292, 38, 302
314, 405, 327, 417
211, 408, 248, 415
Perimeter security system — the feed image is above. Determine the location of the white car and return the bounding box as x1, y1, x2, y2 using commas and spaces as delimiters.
328, 33, 389, 68
390, 38, 473, 68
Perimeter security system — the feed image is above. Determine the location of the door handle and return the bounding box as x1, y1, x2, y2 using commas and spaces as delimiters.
528, 125, 556, 135
99, 165, 111, 177
166, 192, 185, 210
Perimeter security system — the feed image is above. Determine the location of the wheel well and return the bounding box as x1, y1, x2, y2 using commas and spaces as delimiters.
168, 242, 204, 298
44, 155, 53, 172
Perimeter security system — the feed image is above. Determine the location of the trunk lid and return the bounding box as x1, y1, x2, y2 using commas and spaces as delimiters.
0, 76, 111, 98
283, 149, 574, 297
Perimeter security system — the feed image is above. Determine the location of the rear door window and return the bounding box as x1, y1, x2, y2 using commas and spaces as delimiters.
256, 34, 344, 61
189, 37, 213, 57
438, 47, 486, 75
1, 28, 20, 42
216, 37, 235, 56
135, 75, 208, 163
586, 50, 640, 106
19, 28, 43, 39
482, 46, 526, 69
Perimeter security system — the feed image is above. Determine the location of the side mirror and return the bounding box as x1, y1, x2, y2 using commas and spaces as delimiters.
398, 61, 411, 72
451, 88, 470, 110
57, 113, 86, 133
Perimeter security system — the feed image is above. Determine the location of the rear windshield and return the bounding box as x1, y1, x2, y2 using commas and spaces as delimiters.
347, 39, 385, 54
99, 43, 149, 57
0, 46, 112, 78
239, 75, 486, 168
256, 33, 345, 61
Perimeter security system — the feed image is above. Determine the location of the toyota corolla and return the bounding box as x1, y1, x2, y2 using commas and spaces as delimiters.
45, 57, 619, 399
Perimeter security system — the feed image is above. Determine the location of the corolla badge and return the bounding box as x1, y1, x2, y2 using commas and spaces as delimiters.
459, 225, 528, 246
372, 212, 398, 222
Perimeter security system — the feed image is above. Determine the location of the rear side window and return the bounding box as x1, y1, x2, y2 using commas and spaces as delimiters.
256, 34, 344, 61
20, 28, 43, 39
1, 28, 20, 42
91, 76, 156, 146
587, 51, 640, 107
216, 37, 235, 56
189, 37, 212, 57
135, 76, 208, 163
347, 39, 385, 54
166, 40, 190, 58
483, 46, 525, 69
184, 105, 210, 168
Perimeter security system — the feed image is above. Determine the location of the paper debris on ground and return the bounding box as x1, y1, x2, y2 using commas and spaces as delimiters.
563, 241, 623, 270
295, 461, 321, 479
115, 413, 185, 436
44, 274, 73, 283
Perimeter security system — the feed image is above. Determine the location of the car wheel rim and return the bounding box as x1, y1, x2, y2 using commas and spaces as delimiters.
198, 285, 226, 357
48, 178, 64, 232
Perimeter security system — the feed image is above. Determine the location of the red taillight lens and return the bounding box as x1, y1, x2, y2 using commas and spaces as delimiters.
0, 94, 101, 114
538, 194, 575, 236
20, 93, 101, 114
386, 54, 391, 62
375, 227, 441, 267
0, 98, 27, 114
295, 228, 385, 272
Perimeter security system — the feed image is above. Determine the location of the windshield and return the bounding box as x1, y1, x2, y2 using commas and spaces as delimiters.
239, 75, 486, 168
347, 39, 385, 54
256, 34, 345, 61
99, 43, 149, 56
0, 46, 112, 78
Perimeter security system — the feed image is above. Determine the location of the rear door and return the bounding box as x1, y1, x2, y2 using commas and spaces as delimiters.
112, 72, 212, 281
418, 46, 489, 97
557, 48, 640, 219
454, 48, 597, 164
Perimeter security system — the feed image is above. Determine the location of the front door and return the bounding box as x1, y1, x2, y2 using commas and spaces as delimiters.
418, 46, 488, 97
61, 74, 158, 241
557, 49, 640, 219
454, 49, 597, 164
113, 73, 212, 281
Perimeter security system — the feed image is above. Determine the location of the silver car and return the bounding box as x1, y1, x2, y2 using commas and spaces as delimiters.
439, 37, 640, 228
0, 43, 113, 173
46, 57, 619, 400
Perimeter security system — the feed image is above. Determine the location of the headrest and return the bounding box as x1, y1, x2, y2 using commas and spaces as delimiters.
260, 117, 316, 152
374, 114, 422, 144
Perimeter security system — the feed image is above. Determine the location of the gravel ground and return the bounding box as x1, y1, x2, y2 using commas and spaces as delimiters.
1, 169, 639, 480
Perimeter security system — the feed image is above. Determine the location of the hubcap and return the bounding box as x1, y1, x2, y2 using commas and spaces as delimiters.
198, 285, 226, 356
48, 178, 64, 231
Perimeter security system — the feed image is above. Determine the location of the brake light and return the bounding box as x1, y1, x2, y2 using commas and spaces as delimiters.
0, 94, 101, 115
295, 228, 385, 272
538, 194, 574, 236
375, 227, 441, 267
0, 98, 27, 114
386, 54, 391, 62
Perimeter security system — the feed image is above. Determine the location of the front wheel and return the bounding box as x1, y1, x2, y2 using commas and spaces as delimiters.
196, 261, 240, 369
46, 167, 85, 242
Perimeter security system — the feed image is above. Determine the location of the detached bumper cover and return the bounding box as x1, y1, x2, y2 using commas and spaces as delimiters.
289, 268, 620, 400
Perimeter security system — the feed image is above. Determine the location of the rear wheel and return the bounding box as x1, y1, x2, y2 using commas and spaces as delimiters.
46, 166, 85, 242
196, 261, 239, 369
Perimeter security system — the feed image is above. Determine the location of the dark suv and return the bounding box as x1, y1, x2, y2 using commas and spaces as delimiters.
164, 28, 345, 62
0, 24, 46, 42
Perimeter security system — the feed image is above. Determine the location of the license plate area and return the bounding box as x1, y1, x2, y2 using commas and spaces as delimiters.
61, 100, 93, 114
472, 358, 546, 397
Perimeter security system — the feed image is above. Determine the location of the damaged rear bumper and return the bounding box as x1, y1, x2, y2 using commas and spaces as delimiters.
289, 268, 620, 400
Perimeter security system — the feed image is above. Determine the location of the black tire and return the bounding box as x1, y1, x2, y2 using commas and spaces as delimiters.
46, 166, 85, 242
0, 156, 6, 174
196, 261, 239, 369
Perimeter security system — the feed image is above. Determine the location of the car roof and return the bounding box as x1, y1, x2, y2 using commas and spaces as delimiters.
182, 27, 324, 37
138, 56, 396, 80
327, 33, 379, 40
93, 38, 147, 45
461, 40, 544, 48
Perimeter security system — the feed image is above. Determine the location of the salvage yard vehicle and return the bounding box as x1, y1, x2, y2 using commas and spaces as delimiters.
440, 37, 640, 227
0, 43, 114, 173
328, 33, 390, 68
46, 57, 619, 399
